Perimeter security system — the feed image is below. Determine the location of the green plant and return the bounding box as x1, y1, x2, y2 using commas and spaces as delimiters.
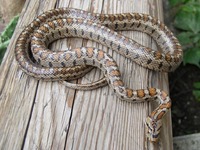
0, 15, 19, 63
193, 82, 200, 101
172, 1, 200, 67
169, 0, 200, 100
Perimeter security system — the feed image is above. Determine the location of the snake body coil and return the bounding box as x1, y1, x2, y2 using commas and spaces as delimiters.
15, 8, 182, 142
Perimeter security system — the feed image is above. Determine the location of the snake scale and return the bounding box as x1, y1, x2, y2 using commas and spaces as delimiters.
15, 8, 182, 142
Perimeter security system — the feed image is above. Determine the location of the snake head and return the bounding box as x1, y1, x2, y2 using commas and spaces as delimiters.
145, 116, 162, 142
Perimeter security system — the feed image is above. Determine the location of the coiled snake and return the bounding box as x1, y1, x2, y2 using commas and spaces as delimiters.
15, 8, 182, 142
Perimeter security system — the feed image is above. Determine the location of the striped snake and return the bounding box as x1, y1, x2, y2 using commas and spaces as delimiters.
15, 8, 182, 142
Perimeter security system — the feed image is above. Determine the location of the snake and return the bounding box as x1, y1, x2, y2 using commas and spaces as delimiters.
15, 8, 182, 142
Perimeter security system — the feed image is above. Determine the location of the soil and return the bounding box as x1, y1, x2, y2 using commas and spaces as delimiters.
169, 65, 200, 136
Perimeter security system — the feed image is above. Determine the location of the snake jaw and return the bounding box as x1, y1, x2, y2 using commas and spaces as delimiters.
145, 116, 162, 142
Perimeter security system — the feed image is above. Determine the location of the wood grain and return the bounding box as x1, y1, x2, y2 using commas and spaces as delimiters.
0, 0, 173, 149
0, 0, 25, 22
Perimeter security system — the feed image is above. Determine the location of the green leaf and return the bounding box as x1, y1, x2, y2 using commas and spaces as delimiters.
197, 40, 200, 47
193, 90, 200, 101
174, 4, 200, 33
0, 15, 19, 63
194, 82, 200, 89
169, 0, 187, 7
193, 82, 200, 101
0, 40, 10, 63
177, 32, 200, 48
0, 15, 19, 43
191, 33, 200, 43
177, 32, 193, 45
183, 48, 200, 67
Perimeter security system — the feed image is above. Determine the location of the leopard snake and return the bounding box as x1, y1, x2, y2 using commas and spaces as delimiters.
15, 8, 182, 142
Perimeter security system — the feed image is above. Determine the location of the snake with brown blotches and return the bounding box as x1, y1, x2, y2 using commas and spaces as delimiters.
15, 8, 182, 142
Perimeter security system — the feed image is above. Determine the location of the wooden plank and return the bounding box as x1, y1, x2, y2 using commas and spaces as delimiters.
0, 0, 173, 149
0, 0, 25, 22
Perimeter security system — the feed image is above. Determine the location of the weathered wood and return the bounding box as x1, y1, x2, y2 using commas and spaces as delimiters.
0, 0, 25, 22
0, 0, 173, 149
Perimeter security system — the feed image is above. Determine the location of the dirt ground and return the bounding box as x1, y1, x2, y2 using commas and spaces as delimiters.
170, 65, 200, 136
